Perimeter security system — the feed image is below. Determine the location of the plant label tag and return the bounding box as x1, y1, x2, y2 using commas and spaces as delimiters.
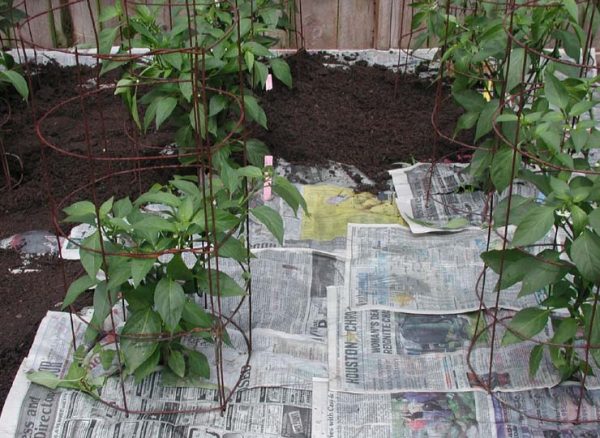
265, 73, 273, 91
263, 155, 273, 201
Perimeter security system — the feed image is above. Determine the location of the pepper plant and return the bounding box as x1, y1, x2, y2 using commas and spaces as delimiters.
28, 0, 306, 390
413, 0, 600, 380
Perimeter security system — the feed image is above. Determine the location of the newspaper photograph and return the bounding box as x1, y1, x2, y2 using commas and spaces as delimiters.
250, 184, 403, 254
312, 378, 494, 437
344, 224, 541, 313
328, 286, 560, 393
389, 163, 537, 234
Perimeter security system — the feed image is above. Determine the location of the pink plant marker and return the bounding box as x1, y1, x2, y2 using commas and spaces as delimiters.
265, 73, 273, 91
263, 155, 273, 201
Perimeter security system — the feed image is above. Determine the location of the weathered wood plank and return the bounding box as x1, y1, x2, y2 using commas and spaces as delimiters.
300, 0, 339, 49
337, 0, 375, 49
390, 0, 413, 48
375, 0, 393, 49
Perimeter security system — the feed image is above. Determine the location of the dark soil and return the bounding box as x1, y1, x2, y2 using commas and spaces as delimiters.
257, 51, 470, 191
0, 52, 468, 409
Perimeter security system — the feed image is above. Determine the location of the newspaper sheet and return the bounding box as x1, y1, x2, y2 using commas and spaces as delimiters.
219, 248, 345, 341
492, 386, 600, 437
4, 248, 343, 437
344, 224, 540, 313
343, 224, 541, 313
327, 286, 560, 393
389, 163, 537, 234
250, 184, 403, 254
311, 378, 494, 437
4, 307, 324, 437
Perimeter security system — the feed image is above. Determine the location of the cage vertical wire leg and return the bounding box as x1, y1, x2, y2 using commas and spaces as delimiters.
73, 46, 131, 415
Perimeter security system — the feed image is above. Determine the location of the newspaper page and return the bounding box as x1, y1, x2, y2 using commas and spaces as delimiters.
389, 163, 537, 234
327, 390, 493, 437
250, 184, 403, 254
328, 286, 560, 393
492, 385, 600, 437
5, 307, 325, 437
219, 248, 344, 341
344, 224, 541, 313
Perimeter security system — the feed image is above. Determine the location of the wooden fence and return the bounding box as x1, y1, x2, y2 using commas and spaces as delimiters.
10, 0, 414, 50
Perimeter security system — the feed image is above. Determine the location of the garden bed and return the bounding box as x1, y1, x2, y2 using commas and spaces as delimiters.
0, 50, 467, 407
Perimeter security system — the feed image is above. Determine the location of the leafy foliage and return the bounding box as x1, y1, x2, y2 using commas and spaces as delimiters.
413, 0, 600, 380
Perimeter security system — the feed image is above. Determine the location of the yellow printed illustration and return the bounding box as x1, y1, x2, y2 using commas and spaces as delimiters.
299, 185, 405, 241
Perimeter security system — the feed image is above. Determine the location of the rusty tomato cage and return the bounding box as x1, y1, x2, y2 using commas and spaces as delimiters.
14, 0, 305, 415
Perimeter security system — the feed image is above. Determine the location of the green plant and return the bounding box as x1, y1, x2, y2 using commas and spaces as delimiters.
0, 0, 28, 99
27, 0, 306, 391
412, 0, 600, 380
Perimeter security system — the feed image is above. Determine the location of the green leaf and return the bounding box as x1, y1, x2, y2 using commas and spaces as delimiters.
182, 300, 213, 327
493, 195, 534, 227
135, 191, 181, 208
197, 269, 246, 297
133, 348, 160, 383
505, 48, 526, 93
155, 97, 178, 130
80, 231, 103, 279
62, 276, 96, 309
0, 70, 28, 99
107, 260, 131, 291
475, 99, 499, 141
571, 230, 600, 283
134, 215, 177, 233
90, 281, 113, 329
245, 50, 254, 72
120, 309, 162, 373
491, 146, 519, 192
209, 94, 228, 117
179, 73, 193, 102
569, 100, 596, 117
244, 95, 267, 129
251, 205, 284, 244
545, 73, 570, 110
563, 0, 579, 22
452, 89, 485, 113
571, 205, 588, 237
98, 26, 118, 54
130, 257, 155, 287
481, 249, 529, 290
192, 209, 240, 233
246, 139, 269, 166
168, 350, 186, 378
501, 308, 550, 346
455, 112, 479, 133
113, 197, 133, 218
187, 350, 210, 378
519, 250, 568, 297
218, 235, 248, 262
529, 344, 544, 378
588, 208, 600, 231
167, 253, 194, 281
512, 205, 555, 247
237, 165, 263, 180
154, 277, 186, 332
99, 4, 120, 22
63, 200, 97, 224
244, 41, 272, 57
552, 318, 578, 344
100, 349, 116, 370
270, 58, 292, 88
26, 371, 61, 389
273, 176, 307, 216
